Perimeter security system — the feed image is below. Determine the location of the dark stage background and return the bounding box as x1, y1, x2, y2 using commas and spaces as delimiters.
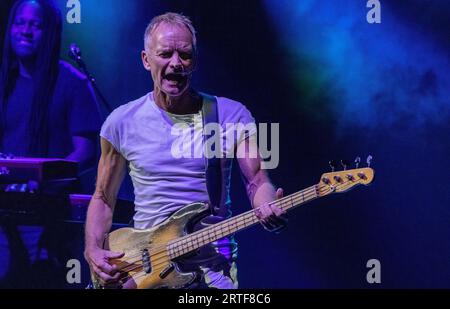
1, 0, 449, 288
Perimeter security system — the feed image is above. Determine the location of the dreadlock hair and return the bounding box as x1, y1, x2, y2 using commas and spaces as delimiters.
0, 0, 62, 156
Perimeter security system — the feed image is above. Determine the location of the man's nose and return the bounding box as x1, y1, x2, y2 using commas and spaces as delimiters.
169, 53, 182, 69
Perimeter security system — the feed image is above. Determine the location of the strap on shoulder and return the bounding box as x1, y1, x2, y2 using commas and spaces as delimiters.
200, 92, 222, 214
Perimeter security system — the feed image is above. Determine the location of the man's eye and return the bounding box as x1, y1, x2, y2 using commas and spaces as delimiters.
159, 52, 172, 58
179, 53, 193, 60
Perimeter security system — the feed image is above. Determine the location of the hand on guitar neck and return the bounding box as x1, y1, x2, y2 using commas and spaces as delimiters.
254, 188, 287, 233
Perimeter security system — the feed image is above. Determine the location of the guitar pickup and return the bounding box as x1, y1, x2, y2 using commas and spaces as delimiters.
142, 249, 152, 274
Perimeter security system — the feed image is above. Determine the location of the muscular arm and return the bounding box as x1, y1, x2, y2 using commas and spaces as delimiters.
84, 137, 126, 283
237, 135, 276, 209
237, 135, 286, 232
85, 137, 126, 249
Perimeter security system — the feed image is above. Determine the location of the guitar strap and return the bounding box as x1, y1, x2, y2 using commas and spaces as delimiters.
200, 92, 223, 215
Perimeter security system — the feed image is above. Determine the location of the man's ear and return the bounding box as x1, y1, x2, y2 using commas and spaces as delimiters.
141, 50, 151, 72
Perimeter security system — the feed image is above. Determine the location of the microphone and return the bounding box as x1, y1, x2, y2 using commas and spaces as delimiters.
178, 69, 195, 77
69, 43, 82, 62
67, 43, 112, 113
167, 68, 195, 78
68, 43, 92, 81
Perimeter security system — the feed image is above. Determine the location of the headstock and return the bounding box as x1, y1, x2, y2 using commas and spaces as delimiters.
317, 167, 375, 197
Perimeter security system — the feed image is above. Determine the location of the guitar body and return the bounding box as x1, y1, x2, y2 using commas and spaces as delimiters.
91, 202, 210, 289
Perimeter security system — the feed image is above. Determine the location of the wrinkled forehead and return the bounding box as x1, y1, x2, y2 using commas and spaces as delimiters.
148, 22, 194, 50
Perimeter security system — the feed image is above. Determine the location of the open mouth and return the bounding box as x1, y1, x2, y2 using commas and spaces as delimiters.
164, 72, 187, 84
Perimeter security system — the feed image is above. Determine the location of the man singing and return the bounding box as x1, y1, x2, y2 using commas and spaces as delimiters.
84, 12, 285, 289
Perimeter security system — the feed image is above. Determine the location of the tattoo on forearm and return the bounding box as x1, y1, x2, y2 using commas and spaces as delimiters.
93, 189, 113, 207
246, 171, 269, 207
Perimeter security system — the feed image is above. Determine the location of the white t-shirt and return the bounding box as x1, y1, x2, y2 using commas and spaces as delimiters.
100, 92, 256, 230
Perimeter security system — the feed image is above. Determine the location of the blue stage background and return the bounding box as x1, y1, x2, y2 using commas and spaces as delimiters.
2, 0, 449, 288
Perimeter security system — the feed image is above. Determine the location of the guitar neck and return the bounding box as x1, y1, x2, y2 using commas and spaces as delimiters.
167, 185, 319, 259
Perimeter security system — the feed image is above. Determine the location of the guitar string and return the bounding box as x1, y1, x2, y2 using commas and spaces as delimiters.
113, 180, 351, 277
109, 181, 352, 281
115, 180, 355, 285
110, 185, 321, 271
168, 185, 317, 247
108, 186, 323, 277
109, 184, 321, 265
113, 180, 354, 275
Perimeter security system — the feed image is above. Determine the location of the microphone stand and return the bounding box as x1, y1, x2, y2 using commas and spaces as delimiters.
69, 45, 113, 116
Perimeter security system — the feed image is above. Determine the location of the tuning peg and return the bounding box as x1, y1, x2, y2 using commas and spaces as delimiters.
340, 159, 350, 171
366, 155, 373, 167
354, 156, 361, 168
329, 160, 337, 172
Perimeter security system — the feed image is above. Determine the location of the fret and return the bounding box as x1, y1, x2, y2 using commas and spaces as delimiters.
168, 186, 320, 259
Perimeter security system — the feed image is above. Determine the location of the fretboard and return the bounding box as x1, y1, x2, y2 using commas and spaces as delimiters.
167, 185, 319, 259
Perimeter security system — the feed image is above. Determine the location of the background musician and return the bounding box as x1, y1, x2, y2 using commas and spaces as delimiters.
0, 0, 101, 288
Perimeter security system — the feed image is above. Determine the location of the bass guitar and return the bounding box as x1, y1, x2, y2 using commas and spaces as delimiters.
91, 167, 374, 289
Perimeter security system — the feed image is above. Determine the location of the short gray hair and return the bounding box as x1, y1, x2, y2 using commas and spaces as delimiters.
144, 12, 197, 54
